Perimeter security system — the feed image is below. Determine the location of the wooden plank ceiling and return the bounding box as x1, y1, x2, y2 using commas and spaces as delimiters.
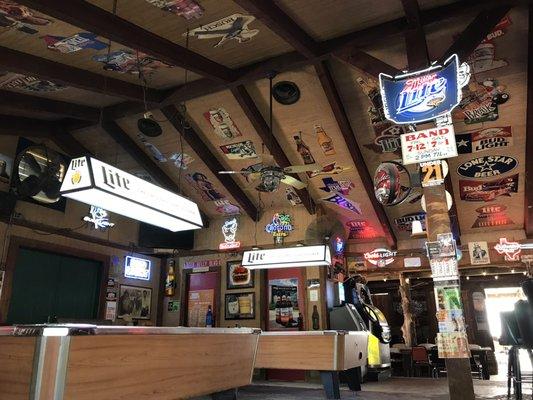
0, 0, 530, 248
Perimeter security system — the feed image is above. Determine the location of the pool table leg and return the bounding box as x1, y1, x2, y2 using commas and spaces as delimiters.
342, 367, 362, 391
320, 371, 341, 399
211, 388, 238, 400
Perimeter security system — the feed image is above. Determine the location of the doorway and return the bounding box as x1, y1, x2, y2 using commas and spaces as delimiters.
184, 270, 220, 327
484, 287, 529, 380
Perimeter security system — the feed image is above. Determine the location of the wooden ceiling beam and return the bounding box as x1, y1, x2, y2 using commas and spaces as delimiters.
161, 105, 259, 222
50, 123, 91, 157
0, 46, 162, 103
440, 6, 511, 62
232, 0, 321, 58
334, 49, 401, 78
401, 0, 429, 70
0, 89, 100, 121
526, 5, 533, 237
0, 114, 54, 137
231, 85, 316, 215
314, 60, 396, 248
17, 0, 234, 83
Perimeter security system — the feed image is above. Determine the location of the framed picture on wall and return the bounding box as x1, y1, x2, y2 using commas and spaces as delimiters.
226, 260, 254, 290
225, 292, 255, 320
118, 284, 152, 320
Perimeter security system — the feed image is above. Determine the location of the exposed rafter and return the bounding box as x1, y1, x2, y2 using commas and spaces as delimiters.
0, 115, 54, 137
526, 5, 533, 237
161, 105, 260, 222
0, 89, 100, 121
231, 85, 316, 215
334, 49, 401, 78
314, 61, 396, 248
232, 0, 321, 58
401, 0, 429, 69
16, 0, 235, 83
50, 124, 91, 156
0, 46, 162, 103
440, 6, 512, 62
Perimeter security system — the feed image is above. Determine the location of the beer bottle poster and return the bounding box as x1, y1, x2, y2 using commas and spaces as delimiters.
268, 278, 299, 331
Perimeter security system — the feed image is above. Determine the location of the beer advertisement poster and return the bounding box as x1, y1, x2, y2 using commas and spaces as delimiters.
225, 292, 255, 320
468, 242, 491, 265
268, 278, 299, 331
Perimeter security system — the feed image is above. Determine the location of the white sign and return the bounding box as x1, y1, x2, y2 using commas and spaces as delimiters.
124, 256, 151, 280
105, 301, 117, 321
364, 248, 397, 267
468, 242, 491, 265
404, 257, 422, 268
430, 257, 459, 281
61, 157, 203, 232
400, 125, 458, 165
242, 245, 331, 270
83, 206, 115, 230
494, 238, 521, 261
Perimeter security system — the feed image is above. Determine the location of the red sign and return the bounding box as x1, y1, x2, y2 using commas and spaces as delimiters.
219, 241, 241, 250
494, 238, 521, 261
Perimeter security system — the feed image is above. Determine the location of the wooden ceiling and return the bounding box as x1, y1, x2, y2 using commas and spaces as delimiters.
0, 0, 531, 249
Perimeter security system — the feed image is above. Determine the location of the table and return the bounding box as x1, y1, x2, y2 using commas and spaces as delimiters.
255, 330, 369, 399
0, 324, 260, 400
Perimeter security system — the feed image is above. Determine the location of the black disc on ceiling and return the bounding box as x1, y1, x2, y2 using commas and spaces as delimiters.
137, 117, 162, 137
272, 81, 300, 105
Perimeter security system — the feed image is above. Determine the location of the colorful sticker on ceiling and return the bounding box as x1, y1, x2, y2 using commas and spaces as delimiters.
169, 152, 194, 170
220, 140, 257, 160
346, 220, 379, 240
364, 124, 405, 154
394, 212, 426, 232
0, 73, 65, 92
319, 177, 354, 195
293, 131, 316, 166
145, 0, 204, 20
184, 14, 259, 47
309, 162, 351, 178
204, 108, 242, 140
186, 172, 224, 201
466, 16, 511, 74
472, 204, 514, 228
137, 133, 167, 162
453, 79, 509, 125
42, 32, 108, 53
321, 194, 362, 214
214, 199, 240, 215
93, 50, 172, 75
459, 174, 518, 202
314, 124, 335, 155
0, 1, 52, 34
456, 126, 513, 154
285, 186, 302, 206
457, 155, 517, 179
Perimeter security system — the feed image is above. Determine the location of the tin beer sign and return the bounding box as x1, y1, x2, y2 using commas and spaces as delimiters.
379, 54, 469, 124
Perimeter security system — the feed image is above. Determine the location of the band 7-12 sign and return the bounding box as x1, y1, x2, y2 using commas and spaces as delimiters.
400, 125, 457, 165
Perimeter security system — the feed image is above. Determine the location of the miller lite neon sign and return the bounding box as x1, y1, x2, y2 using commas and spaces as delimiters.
379, 54, 470, 124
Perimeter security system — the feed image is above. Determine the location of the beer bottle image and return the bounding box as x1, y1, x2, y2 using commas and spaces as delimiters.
206, 305, 214, 328
312, 305, 320, 330
165, 263, 176, 296
280, 295, 289, 326
293, 132, 315, 165
287, 296, 294, 325
297, 312, 304, 331
315, 124, 335, 155
275, 295, 282, 324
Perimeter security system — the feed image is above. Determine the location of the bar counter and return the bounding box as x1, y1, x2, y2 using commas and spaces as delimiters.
0, 324, 260, 400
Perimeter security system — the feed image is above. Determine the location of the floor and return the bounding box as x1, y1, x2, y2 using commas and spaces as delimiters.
197, 378, 532, 400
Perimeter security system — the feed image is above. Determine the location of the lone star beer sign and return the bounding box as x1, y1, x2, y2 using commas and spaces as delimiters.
494, 238, 521, 261
379, 54, 470, 124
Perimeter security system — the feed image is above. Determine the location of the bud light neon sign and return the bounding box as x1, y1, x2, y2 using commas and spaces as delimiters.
379, 54, 470, 124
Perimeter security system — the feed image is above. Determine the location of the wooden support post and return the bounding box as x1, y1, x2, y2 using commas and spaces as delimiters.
399, 273, 414, 347
424, 184, 474, 400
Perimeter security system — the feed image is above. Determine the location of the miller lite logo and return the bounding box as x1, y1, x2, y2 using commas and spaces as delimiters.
397, 73, 447, 114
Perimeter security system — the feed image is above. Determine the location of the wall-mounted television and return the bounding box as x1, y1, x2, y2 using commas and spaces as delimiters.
138, 222, 194, 250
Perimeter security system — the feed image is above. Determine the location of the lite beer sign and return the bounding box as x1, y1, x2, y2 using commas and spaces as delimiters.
364, 248, 397, 267
400, 125, 458, 165
379, 54, 469, 124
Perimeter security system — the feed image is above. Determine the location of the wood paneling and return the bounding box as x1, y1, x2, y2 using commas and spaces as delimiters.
0, 337, 36, 400
64, 334, 258, 399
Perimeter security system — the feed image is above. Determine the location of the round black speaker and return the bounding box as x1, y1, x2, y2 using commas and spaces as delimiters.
273, 81, 300, 105
137, 117, 162, 137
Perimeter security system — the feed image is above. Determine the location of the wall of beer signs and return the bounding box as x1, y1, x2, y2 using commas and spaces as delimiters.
331, 7, 527, 243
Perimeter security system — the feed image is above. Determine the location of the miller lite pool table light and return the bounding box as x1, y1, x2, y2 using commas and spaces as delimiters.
379, 54, 470, 125
60, 156, 203, 232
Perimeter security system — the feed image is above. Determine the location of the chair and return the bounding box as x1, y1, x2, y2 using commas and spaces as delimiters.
411, 346, 435, 378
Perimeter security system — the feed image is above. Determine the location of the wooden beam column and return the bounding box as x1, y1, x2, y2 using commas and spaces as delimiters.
523, 5, 533, 237
399, 273, 414, 347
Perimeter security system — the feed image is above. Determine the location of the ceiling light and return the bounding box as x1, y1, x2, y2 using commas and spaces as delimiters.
466, 276, 470, 280
138, 112, 162, 137
524, 271, 527, 276
405, 278, 410, 283
60, 157, 202, 232
495, 275, 499, 280
511, 269, 515, 273
482, 271, 487, 276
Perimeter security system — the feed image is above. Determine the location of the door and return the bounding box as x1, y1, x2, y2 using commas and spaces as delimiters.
185, 271, 220, 327
7, 247, 103, 324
